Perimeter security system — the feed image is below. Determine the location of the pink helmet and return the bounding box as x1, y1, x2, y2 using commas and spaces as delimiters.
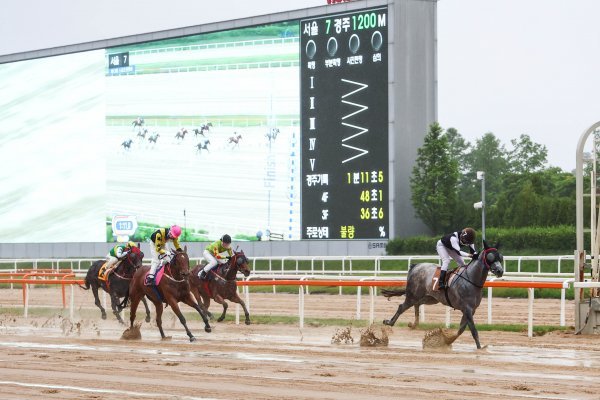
170, 225, 182, 238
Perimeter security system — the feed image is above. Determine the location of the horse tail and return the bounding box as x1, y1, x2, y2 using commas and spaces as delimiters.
381, 288, 406, 298
78, 276, 91, 290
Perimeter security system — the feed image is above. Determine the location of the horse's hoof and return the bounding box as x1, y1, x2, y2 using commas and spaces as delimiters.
189, 336, 196, 342
205, 326, 212, 333
145, 316, 151, 323
162, 336, 172, 341
383, 320, 392, 326
217, 317, 225, 322
245, 320, 251, 325
101, 314, 107, 320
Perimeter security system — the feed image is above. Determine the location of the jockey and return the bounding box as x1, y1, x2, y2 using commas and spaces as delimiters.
198, 234, 233, 282
104, 241, 137, 276
436, 228, 478, 290
146, 225, 182, 286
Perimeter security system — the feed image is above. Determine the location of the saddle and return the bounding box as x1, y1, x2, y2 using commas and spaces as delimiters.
432, 266, 459, 290
98, 261, 117, 281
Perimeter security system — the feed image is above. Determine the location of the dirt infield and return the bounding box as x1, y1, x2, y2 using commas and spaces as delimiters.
1, 288, 600, 399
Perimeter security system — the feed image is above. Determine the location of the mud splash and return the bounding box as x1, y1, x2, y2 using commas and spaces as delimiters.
121, 322, 142, 340
359, 324, 390, 347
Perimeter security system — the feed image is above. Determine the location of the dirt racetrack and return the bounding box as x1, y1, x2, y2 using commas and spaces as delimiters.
1, 288, 600, 399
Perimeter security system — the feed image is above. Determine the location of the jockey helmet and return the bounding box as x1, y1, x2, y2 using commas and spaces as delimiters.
221, 234, 232, 244
127, 241, 137, 248
170, 225, 182, 239
460, 228, 476, 245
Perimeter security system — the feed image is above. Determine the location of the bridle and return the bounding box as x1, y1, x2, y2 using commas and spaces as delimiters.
455, 248, 498, 289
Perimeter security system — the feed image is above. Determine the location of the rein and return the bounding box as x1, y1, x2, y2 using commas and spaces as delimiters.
452, 248, 497, 289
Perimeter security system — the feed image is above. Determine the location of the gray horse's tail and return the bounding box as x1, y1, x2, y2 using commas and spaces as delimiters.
381, 288, 406, 298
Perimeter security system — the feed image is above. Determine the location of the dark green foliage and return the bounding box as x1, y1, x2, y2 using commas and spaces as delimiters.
387, 225, 587, 254
410, 123, 459, 234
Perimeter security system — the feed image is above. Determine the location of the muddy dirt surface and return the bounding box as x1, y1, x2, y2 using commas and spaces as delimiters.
1, 288, 600, 399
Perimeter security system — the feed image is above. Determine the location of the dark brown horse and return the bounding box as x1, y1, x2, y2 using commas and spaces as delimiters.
126, 247, 211, 341
189, 249, 251, 324
79, 247, 150, 324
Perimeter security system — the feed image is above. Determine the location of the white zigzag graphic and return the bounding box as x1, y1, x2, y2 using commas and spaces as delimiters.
341, 79, 369, 164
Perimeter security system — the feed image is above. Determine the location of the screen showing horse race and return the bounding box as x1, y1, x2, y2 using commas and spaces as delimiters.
0, 6, 388, 243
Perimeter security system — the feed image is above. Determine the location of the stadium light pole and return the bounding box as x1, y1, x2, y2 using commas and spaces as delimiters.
473, 171, 485, 245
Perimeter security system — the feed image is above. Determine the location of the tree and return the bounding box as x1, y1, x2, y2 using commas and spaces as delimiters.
508, 134, 548, 174
410, 123, 459, 234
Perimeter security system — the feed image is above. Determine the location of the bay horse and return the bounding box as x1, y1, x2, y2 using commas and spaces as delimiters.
193, 122, 212, 138
189, 249, 251, 325
79, 247, 150, 324
126, 247, 211, 341
175, 128, 188, 140
228, 133, 242, 149
382, 240, 504, 349
132, 117, 144, 129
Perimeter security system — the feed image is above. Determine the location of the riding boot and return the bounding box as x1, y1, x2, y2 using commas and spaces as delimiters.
438, 270, 447, 290
198, 270, 208, 281
145, 274, 155, 286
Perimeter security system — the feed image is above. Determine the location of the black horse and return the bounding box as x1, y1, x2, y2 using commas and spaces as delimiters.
79, 247, 151, 324
193, 123, 212, 138
121, 139, 133, 150
148, 133, 160, 144
382, 240, 504, 349
196, 139, 210, 154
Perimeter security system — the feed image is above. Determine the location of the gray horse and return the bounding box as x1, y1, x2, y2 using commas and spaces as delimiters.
382, 240, 504, 349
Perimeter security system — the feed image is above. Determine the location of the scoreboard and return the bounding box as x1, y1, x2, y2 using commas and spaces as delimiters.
300, 7, 388, 240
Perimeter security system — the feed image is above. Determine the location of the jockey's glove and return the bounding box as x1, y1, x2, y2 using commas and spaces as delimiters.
471, 252, 479, 260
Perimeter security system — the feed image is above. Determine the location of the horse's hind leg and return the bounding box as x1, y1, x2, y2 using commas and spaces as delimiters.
91, 286, 107, 320
407, 305, 420, 329
383, 299, 416, 327
109, 293, 125, 324
181, 293, 211, 333
141, 297, 151, 323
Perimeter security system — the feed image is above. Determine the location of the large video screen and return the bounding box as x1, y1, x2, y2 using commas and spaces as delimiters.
0, 7, 387, 243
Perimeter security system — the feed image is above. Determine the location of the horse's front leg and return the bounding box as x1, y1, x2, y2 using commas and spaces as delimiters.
231, 293, 251, 325
141, 297, 151, 323
181, 293, 212, 333
168, 300, 196, 341
109, 292, 125, 324
463, 307, 482, 349
212, 294, 228, 322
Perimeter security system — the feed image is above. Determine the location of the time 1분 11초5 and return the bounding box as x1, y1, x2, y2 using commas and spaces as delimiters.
325, 11, 386, 34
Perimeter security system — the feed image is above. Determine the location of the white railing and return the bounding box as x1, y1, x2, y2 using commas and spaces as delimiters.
0, 254, 578, 277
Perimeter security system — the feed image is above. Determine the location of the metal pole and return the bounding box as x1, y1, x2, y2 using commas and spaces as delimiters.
481, 172, 486, 242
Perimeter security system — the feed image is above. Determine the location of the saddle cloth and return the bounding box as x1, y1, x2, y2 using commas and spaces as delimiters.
431, 266, 460, 290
